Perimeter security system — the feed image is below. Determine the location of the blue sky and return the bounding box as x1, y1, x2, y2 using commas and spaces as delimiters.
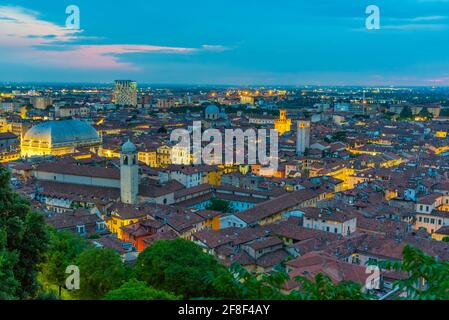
1, 0, 449, 85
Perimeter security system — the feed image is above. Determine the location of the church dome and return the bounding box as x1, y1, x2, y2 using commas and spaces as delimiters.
205, 104, 220, 120
121, 139, 136, 153
205, 104, 219, 115
23, 119, 100, 146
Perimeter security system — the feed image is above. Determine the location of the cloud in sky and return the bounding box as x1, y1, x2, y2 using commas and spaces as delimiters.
0, 6, 81, 45
1, 1, 449, 85
350, 14, 449, 31
380, 14, 449, 30
33, 45, 197, 70
382, 23, 448, 30
0, 5, 220, 70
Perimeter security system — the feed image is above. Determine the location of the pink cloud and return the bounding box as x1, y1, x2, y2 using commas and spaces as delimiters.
425, 77, 449, 84
0, 6, 214, 70
34, 44, 197, 70
0, 6, 80, 46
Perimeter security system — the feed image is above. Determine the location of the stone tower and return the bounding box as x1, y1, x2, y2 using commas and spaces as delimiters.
120, 139, 139, 205
296, 120, 311, 156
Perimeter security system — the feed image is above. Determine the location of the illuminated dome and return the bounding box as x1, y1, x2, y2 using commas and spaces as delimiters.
205, 104, 219, 120
21, 120, 101, 157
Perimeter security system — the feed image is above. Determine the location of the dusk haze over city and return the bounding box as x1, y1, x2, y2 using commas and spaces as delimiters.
1, 0, 449, 315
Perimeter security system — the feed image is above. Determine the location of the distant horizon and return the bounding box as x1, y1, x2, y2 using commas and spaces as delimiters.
2, 81, 449, 90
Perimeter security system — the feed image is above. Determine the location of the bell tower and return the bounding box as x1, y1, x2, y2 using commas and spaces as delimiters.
296, 120, 311, 156
280, 109, 286, 121
274, 109, 291, 135
120, 140, 139, 205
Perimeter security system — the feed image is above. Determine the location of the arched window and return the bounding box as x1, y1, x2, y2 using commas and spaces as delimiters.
123, 155, 129, 165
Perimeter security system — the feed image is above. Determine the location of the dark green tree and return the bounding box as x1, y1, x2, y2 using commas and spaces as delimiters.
382, 112, 396, 121
377, 245, 449, 300
399, 106, 413, 119
418, 107, 433, 120
135, 239, 232, 298
0, 228, 19, 299
41, 229, 88, 298
209, 263, 368, 300
0, 166, 49, 299
206, 198, 232, 213
103, 279, 179, 300
325, 131, 347, 143
157, 126, 167, 134
290, 273, 369, 300
75, 247, 127, 300
303, 148, 310, 157
210, 264, 288, 300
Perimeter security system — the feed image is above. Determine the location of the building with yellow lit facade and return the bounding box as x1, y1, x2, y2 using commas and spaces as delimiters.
107, 205, 148, 240
157, 145, 172, 167
204, 168, 223, 186
274, 109, 291, 135
100, 146, 120, 159
21, 119, 102, 157
240, 95, 255, 105
138, 149, 158, 167
432, 226, 449, 241
100, 143, 189, 169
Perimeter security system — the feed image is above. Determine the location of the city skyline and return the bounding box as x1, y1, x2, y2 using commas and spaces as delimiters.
1, 0, 449, 86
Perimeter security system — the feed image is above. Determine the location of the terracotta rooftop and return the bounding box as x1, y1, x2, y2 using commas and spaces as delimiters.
236, 189, 321, 224
35, 162, 120, 180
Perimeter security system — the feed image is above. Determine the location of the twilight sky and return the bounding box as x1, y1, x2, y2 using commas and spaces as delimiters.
1, 0, 449, 86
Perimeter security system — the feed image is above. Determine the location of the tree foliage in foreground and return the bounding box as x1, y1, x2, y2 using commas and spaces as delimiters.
291, 273, 369, 300
74, 247, 128, 300
103, 279, 179, 300
0, 166, 49, 299
40, 229, 88, 298
135, 238, 235, 299
208, 263, 368, 300
212, 246, 449, 300
377, 245, 449, 300
0, 228, 19, 299
207, 264, 289, 300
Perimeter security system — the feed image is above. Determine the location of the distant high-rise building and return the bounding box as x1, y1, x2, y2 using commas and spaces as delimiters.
114, 80, 137, 106
31, 96, 53, 110
140, 95, 153, 108
156, 98, 176, 109
296, 120, 310, 156
240, 95, 255, 105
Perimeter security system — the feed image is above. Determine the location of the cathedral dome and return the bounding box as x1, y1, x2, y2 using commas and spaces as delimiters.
205, 104, 219, 114
205, 104, 219, 120
23, 119, 100, 146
